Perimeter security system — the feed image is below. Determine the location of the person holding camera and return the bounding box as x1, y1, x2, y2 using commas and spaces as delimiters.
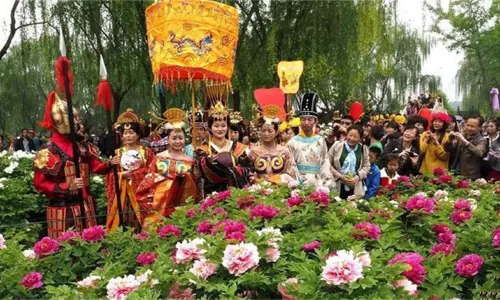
419, 112, 452, 175
382, 125, 420, 176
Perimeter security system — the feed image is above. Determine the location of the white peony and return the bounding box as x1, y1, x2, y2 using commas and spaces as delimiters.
222, 242, 260, 276
470, 190, 481, 197
92, 176, 103, 184
106, 275, 141, 300
256, 227, 283, 248
0, 234, 6, 250
22, 249, 36, 260
393, 279, 418, 296
4, 161, 19, 174
77, 275, 101, 288
175, 238, 207, 264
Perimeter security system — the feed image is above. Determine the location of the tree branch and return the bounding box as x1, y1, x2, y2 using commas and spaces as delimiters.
0, 0, 21, 60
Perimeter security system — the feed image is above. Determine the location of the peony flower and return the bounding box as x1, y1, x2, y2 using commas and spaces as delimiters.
321, 250, 364, 286
433, 167, 446, 176
433, 190, 449, 201
470, 189, 481, 197
214, 190, 232, 201
57, 231, 81, 243
405, 195, 434, 214
388, 253, 426, 285
457, 180, 470, 189
451, 210, 472, 225
136, 252, 158, 266
286, 195, 303, 207
175, 238, 207, 264
168, 284, 195, 300
157, 224, 181, 238
454, 199, 472, 211
222, 242, 260, 276
189, 259, 217, 279
0, 234, 6, 250
199, 197, 217, 211
249, 203, 279, 220
351, 222, 381, 240
302, 240, 321, 252
357, 251, 371, 267
278, 278, 298, 300
225, 231, 246, 242
215, 219, 247, 242
256, 227, 283, 248
82, 225, 106, 243
263, 188, 274, 195
492, 228, 500, 248
211, 207, 227, 217
197, 221, 214, 235
33, 237, 60, 257
21, 272, 43, 290
475, 178, 487, 186
308, 190, 330, 207
22, 249, 36, 260
430, 243, 454, 256
398, 176, 410, 182
265, 247, 280, 263
438, 174, 453, 184
186, 209, 196, 218
106, 275, 140, 300
455, 254, 484, 278
77, 275, 101, 288
393, 279, 418, 296
136, 270, 158, 286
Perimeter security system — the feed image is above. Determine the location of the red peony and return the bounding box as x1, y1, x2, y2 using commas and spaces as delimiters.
438, 174, 453, 184
308, 191, 330, 207
302, 240, 321, 252
433, 167, 446, 176
136, 252, 158, 266
82, 226, 106, 243
456, 180, 470, 189
398, 176, 410, 182
351, 222, 382, 240
405, 195, 434, 214
157, 224, 181, 238
451, 210, 472, 225
21, 272, 43, 290
197, 221, 214, 235
33, 237, 60, 257
455, 254, 484, 278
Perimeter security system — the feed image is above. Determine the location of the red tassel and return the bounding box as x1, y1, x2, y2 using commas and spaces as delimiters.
55, 56, 74, 97
95, 79, 113, 112
39, 91, 57, 129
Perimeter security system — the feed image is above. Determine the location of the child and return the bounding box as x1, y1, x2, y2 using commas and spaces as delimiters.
364, 145, 382, 199
380, 154, 400, 187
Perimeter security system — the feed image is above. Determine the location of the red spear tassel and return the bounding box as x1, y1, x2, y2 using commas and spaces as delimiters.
39, 91, 57, 129
95, 79, 113, 112
55, 56, 74, 97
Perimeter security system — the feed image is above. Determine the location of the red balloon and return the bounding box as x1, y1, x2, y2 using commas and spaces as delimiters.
418, 108, 432, 130
349, 101, 364, 121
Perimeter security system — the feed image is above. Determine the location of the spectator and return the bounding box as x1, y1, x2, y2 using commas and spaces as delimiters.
382, 125, 420, 176
14, 128, 35, 152
448, 115, 458, 133
29, 130, 40, 151
328, 125, 370, 199
369, 125, 384, 151
484, 118, 500, 181
340, 115, 354, 128
419, 112, 451, 175
381, 121, 402, 147
380, 154, 400, 187
364, 145, 381, 199
450, 115, 488, 179
407, 115, 428, 135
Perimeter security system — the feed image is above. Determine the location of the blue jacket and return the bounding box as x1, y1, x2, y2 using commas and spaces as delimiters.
364, 163, 380, 199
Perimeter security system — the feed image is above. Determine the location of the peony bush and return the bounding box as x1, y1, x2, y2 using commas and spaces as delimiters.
0, 164, 499, 298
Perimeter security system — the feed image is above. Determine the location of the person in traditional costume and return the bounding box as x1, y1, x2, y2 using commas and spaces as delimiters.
195, 83, 251, 196
34, 92, 120, 239
248, 89, 298, 185
287, 93, 333, 188
229, 111, 245, 143
105, 109, 155, 232
136, 108, 199, 226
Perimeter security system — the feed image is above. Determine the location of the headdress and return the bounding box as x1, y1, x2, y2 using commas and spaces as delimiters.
164, 108, 187, 130
206, 82, 230, 120
431, 112, 452, 124
290, 117, 300, 128
229, 111, 244, 125
115, 109, 141, 133
254, 88, 287, 125
394, 115, 406, 125
278, 122, 289, 133
299, 93, 319, 117
39, 91, 80, 135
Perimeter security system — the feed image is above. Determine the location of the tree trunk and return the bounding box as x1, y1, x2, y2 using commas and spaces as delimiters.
232, 90, 240, 111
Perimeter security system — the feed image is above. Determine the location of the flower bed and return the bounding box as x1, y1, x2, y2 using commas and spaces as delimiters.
0, 156, 499, 298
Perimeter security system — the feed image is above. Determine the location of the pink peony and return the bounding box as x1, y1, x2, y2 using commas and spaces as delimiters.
157, 224, 181, 238
222, 242, 260, 276
405, 195, 434, 214
432, 224, 451, 235
492, 228, 500, 248
430, 243, 454, 256
215, 190, 232, 201
302, 241, 321, 252
136, 252, 158, 266
21, 272, 43, 290
249, 203, 279, 220
351, 222, 381, 240
199, 197, 217, 211
237, 196, 255, 209
438, 174, 453, 184
451, 210, 472, 225
57, 231, 80, 244
357, 251, 372, 267
437, 231, 456, 245
225, 231, 246, 242
308, 190, 330, 207
457, 180, 470, 189
175, 238, 207, 264
455, 254, 484, 278
393, 279, 418, 296
186, 209, 196, 218
211, 207, 228, 217
220, 219, 247, 235
265, 247, 280, 263
398, 176, 410, 182
189, 259, 217, 279
106, 275, 140, 300
433, 167, 446, 176
197, 221, 214, 235
286, 195, 303, 208
321, 250, 364, 286
454, 199, 472, 211
388, 253, 426, 285
82, 226, 106, 243
33, 237, 60, 257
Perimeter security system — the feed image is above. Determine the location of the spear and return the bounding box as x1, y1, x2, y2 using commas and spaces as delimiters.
55, 28, 86, 229
95, 55, 123, 226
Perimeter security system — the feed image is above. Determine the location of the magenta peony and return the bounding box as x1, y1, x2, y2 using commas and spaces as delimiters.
199, 197, 217, 211
33, 237, 60, 257
432, 224, 451, 235
214, 190, 232, 201
211, 207, 228, 217
430, 243, 454, 256
454, 199, 472, 211
351, 222, 382, 240
157, 224, 181, 238
492, 228, 500, 248
249, 203, 279, 220
286, 195, 303, 208
405, 195, 434, 214
451, 210, 472, 225
21, 272, 43, 290
455, 254, 484, 278
398, 176, 410, 182
197, 221, 214, 235
321, 250, 364, 286
82, 226, 106, 243
136, 252, 158, 266
57, 231, 80, 244
388, 253, 426, 285
433, 167, 446, 176
438, 174, 453, 184
308, 190, 330, 207
186, 209, 196, 218
457, 180, 470, 189
302, 241, 321, 252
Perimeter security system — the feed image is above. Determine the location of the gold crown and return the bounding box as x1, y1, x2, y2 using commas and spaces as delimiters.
208, 101, 228, 119
229, 111, 243, 124
261, 104, 281, 121
164, 108, 186, 124
116, 109, 139, 125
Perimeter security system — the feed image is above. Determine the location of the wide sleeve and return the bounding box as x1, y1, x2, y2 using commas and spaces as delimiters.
87, 144, 112, 175
357, 145, 371, 180
33, 147, 70, 199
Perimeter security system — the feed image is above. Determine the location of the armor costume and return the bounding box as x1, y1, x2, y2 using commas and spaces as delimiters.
34, 92, 113, 238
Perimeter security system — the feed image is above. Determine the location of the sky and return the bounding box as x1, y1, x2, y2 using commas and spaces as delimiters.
1, 0, 464, 103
